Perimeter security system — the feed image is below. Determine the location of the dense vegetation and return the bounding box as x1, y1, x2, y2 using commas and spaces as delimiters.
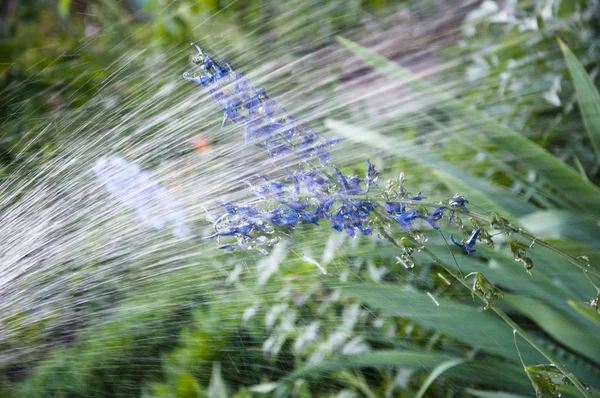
1, 0, 599, 397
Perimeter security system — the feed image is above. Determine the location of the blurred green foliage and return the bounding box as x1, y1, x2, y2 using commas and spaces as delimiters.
448, 0, 600, 181
0, 0, 402, 174
1, 0, 600, 397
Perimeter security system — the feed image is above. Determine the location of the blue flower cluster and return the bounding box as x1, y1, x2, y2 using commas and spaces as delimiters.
183, 43, 339, 164
94, 155, 191, 239
183, 43, 478, 255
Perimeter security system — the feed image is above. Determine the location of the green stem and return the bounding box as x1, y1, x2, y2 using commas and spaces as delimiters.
421, 246, 592, 398
468, 211, 600, 278
366, 195, 600, 278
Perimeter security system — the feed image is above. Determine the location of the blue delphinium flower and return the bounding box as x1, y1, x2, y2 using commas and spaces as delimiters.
393, 209, 421, 232
94, 155, 191, 239
330, 198, 376, 236
334, 166, 365, 195
183, 43, 341, 167
383, 201, 404, 215
449, 194, 469, 213
423, 206, 447, 230
266, 208, 300, 227
183, 43, 479, 255
450, 228, 482, 255
301, 198, 335, 226
365, 159, 380, 188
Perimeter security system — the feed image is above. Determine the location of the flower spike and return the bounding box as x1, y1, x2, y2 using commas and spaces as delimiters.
182, 43, 474, 254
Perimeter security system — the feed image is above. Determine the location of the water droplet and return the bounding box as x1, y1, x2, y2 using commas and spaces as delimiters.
437, 273, 451, 286
426, 292, 440, 307
303, 256, 327, 275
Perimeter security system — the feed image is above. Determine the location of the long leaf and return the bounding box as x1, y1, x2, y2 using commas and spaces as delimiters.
283, 350, 531, 391
568, 300, 600, 325
337, 36, 600, 218
503, 295, 600, 363
541, 239, 600, 277
519, 210, 600, 251
465, 390, 530, 398
57, 0, 71, 18
330, 281, 543, 364
559, 39, 600, 158
421, 243, 578, 315
415, 359, 464, 398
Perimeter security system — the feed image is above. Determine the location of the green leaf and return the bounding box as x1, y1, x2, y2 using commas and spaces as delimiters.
415, 359, 465, 398
519, 210, 600, 251
337, 36, 600, 217
174, 373, 203, 398
58, 0, 72, 18
540, 239, 600, 277
525, 364, 571, 398
568, 300, 600, 325
331, 281, 543, 364
559, 39, 600, 158
503, 295, 600, 362
283, 350, 530, 391
422, 242, 575, 312
465, 390, 530, 398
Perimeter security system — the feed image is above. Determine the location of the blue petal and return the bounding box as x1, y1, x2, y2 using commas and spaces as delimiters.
393, 209, 420, 232
218, 201, 237, 214
384, 202, 403, 215
286, 199, 308, 212
466, 228, 483, 249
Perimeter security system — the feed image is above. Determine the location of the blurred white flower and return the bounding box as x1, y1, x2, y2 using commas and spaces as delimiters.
242, 302, 259, 323
93, 155, 190, 238
293, 321, 320, 353
341, 336, 369, 355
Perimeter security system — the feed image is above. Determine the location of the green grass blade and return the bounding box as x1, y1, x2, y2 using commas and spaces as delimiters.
282, 350, 531, 391
568, 300, 600, 325
57, 0, 71, 18
337, 36, 600, 218
559, 39, 600, 158
519, 210, 600, 251
330, 282, 543, 364
503, 295, 600, 363
465, 390, 530, 398
422, 243, 577, 314
541, 239, 600, 277
415, 359, 465, 398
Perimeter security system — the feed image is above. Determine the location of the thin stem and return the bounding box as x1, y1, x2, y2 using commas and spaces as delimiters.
468, 211, 600, 278
366, 194, 600, 278
422, 246, 592, 398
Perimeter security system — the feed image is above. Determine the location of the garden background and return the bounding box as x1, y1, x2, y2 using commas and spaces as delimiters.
1, 0, 600, 397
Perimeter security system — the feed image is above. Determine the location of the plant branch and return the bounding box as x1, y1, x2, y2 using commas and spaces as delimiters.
364, 195, 600, 278
468, 211, 600, 278
421, 246, 592, 398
